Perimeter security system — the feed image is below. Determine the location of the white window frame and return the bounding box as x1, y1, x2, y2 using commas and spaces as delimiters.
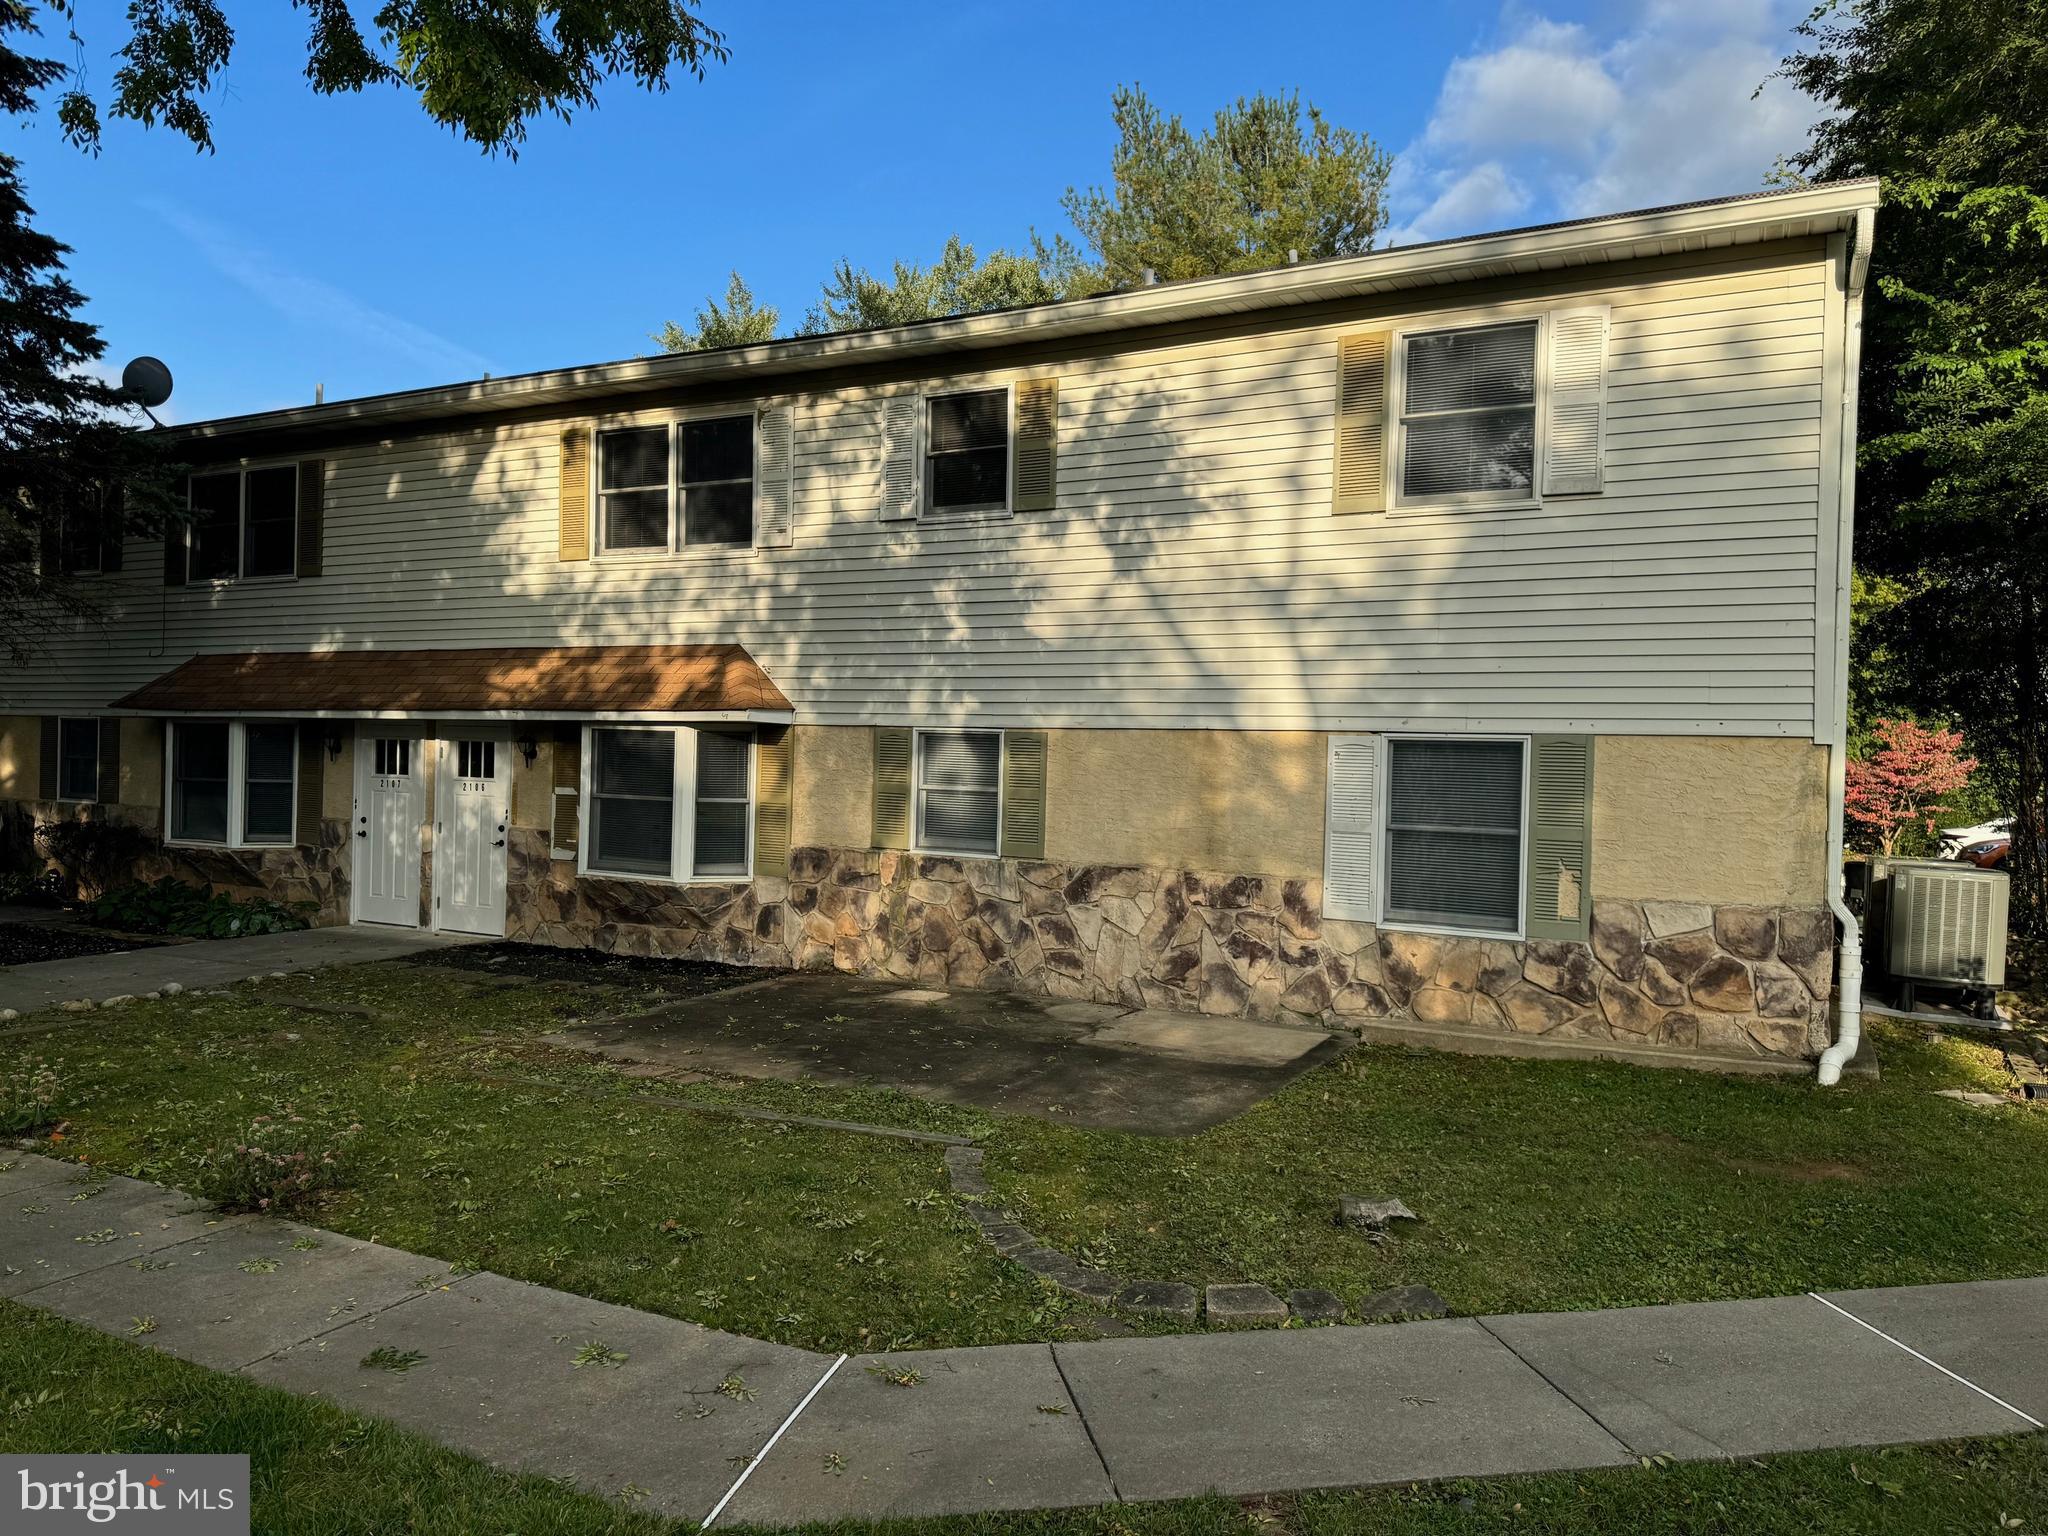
180, 461, 299, 584
55, 717, 99, 802
162, 719, 300, 849
1376, 732, 1530, 942
592, 408, 766, 558
577, 724, 755, 884
923, 383, 1015, 519
912, 727, 1005, 859
1389, 314, 1547, 514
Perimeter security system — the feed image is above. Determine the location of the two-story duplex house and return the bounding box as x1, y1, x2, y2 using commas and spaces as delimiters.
0, 180, 1877, 1069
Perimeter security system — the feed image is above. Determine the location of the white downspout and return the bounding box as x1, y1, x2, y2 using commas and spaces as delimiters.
1818, 205, 1876, 1086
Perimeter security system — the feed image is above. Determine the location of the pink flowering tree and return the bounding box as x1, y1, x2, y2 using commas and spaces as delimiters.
1846, 718, 1981, 857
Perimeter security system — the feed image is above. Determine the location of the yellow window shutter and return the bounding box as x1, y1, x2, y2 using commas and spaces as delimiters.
999, 730, 1047, 858
559, 426, 591, 561
551, 726, 582, 858
753, 725, 793, 876
295, 722, 324, 847
1525, 734, 1594, 941
872, 726, 912, 849
1333, 332, 1389, 514
1011, 379, 1057, 513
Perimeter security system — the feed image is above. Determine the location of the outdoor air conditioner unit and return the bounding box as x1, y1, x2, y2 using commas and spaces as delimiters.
1884, 858, 2009, 988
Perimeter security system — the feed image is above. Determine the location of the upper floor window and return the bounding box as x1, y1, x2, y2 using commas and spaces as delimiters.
184, 465, 298, 582
1397, 321, 1537, 505
926, 389, 1008, 515
597, 416, 754, 554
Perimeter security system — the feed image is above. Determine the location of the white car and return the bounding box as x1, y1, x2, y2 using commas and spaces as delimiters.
1938, 817, 2014, 859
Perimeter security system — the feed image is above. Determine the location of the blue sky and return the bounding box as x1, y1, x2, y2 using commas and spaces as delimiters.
16, 0, 1818, 424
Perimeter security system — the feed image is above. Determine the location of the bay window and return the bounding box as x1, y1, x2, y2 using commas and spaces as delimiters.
584, 726, 753, 881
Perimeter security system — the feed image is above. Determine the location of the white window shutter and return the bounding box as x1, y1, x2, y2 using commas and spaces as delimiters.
879, 394, 921, 521
754, 404, 794, 549
1323, 733, 1380, 921
1543, 307, 1608, 496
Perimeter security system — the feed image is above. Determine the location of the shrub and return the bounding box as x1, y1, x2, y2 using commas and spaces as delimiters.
195, 1110, 361, 1213
88, 878, 313, 939
0, 1060, 59, 1135
0, 868, 63, 906
34, 818, 154, 900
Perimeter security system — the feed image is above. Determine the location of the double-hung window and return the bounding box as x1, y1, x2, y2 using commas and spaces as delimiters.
597, 416, 754, 553
183, 465, 298, 581
585, 726, 753, 881
1397, 321, 1537, 505
915, 729, 1002, 856
926, 389, 1009, 515
168, 721, 297, 846
1382, 737, 1526, 935
56, 718, 99, 801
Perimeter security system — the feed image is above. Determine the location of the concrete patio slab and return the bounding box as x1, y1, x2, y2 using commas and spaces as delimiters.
724, 1345, 1114, 1524
0, 924, 470, 1018
1482, 1295, 2035, 1459
1819, 1279, 2048, 1424
551, 972, 1346, 1135
19, 1218, 447, 1371
244, 1270, 830, 1522
0, 1170, 247, 1298
1051, 1320, 1629, 1502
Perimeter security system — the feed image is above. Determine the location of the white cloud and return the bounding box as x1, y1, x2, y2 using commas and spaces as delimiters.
147, 200, 492, 382
1387, 2, 1817, 245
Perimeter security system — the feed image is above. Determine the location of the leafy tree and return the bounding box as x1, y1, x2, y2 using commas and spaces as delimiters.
1846, 717, 1980, 855
1777, 0, 2048, 925
1061, 84, 1392, 284
43, 0, 727, 156
654, 270, 779, 352
799, 233, 1106, 334
0, 11, 172, 664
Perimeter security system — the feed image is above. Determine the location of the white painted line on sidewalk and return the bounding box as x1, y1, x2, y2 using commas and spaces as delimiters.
1808, 1293, 2044, 1428
701, 1351, 847, 1530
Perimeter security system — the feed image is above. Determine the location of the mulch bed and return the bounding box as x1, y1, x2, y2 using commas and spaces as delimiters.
0, 922, 163, 968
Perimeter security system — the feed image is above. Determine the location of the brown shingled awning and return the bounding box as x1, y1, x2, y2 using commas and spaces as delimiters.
110, 644, 792, 721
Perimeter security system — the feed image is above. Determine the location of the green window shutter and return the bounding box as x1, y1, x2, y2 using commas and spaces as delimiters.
97, 718, 122, 806
551, 727, 582, 858
296, 459, 326, 576
1333, 332, 1389, 515
295, 722, 324, 847
872, 726, 912, 848
37, 716, 58, 800
999, 730, 1047, 858
1525, 734, 1593, 941
1011, 379, 1057, 513
559, 427, 591, 561
753, 724, 793, 876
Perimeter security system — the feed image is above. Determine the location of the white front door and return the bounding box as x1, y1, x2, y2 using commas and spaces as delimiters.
354, 735, 423, 928
435, 733, 510, 937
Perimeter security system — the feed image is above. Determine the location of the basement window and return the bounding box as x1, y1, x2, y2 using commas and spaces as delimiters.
915, 729, 1001, 856
1382, 737, 1525, 936
56, 718, 100, 802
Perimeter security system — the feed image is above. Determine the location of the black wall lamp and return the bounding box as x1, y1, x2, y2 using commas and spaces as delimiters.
517, 732, 539, 768
322, 727, 345, 763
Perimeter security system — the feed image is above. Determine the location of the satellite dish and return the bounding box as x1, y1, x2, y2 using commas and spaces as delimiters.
120, 356, 173, 409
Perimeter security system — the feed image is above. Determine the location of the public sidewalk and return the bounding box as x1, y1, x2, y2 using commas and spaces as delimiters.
0, 924, 464, 1018
1, 1151, 2041, 1528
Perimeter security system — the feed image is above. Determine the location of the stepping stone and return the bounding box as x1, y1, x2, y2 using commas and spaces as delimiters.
245, 1270, 829, 1522
1115, 1281, 1198, 1319
1288, 1287, 1347, 1323
1206, 1283, 1287, 1327
724, 1344, 1114, 1523
1359, 1285, 1449, 1322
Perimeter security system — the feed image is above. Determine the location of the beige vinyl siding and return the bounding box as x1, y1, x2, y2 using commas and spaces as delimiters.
6, 240, 1833, 738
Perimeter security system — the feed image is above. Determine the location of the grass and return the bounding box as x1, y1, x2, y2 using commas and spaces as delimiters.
7, 955, 2048, 1349
1, 1300, 2044, 1535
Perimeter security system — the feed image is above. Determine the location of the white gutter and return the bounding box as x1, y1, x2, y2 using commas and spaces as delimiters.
1818, 203, 1876, 1086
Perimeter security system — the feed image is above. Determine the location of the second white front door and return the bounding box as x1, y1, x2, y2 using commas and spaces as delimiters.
436, 734, 510, 937
355, 735, 423, 928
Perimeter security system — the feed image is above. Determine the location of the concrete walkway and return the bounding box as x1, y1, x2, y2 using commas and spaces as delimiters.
0, 925, 466, 1018
2, 1154, 2042, 1526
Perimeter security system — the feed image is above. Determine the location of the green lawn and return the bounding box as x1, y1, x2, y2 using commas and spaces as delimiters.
4, 955, 2048, 1351
1, 1301, 2042, 1536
